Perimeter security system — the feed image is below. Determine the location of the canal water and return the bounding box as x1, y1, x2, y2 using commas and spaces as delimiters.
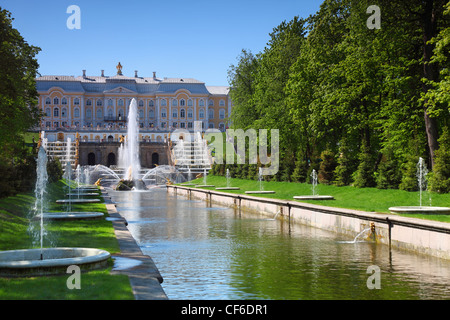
109, 188, 450, 300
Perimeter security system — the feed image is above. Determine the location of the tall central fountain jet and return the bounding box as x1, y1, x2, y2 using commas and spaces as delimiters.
117, 98, 143, 190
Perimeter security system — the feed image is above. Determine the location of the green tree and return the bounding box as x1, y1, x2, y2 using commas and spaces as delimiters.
318, 150, 336, 185
428, 126, 450, 193
0, 8, 41, 152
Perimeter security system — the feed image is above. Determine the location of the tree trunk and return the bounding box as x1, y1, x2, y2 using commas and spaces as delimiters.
422, 0, 442, 169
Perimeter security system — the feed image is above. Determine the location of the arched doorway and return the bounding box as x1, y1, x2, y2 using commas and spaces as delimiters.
88, 153, 96, 165
107, 153, 116, 167
152, 152, 159, 167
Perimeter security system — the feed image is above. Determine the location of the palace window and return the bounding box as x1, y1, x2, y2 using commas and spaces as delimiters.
209, 100, 214, 107
61, 108, 67, 117
108, 109, 113, 118
74, 108, 80, 118
96, 108, 102, 119
45, 108, 51, 117
138, 100, 144, 107
199, 99, 205, 107
187, 108, 193, 118
219, 99, 225, 107
180, 122, 185, 128
45, 98, 51, 105
180, 99, 185, 106
149, 109, 155, 119
118, 99, 124, 107
108, 99, 113, 107
208, 108, 214, 119
62, 98, 67, 105
74, 98, 80, 105
180, 108, 186, 118
199, 108, 204, 119
172, 109, 178, 118
86, 99, 92, 106
97, 99, 103, 106
219, 109, 225, 119
149, 100, 154, 107
188, 99, 193, 107
161, 108, 167, 118
53, 107, 59, 117
86, 109, 92, 119
53, 97, 59, 105
172, 99, 178, 107
139, 109, 144, 119
161, 99, 167, 107
187, 122, 193, 129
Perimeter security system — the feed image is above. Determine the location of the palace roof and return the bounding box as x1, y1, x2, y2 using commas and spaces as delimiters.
36, 73, 227, 96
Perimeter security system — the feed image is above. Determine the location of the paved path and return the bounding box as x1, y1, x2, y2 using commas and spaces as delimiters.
102, 190, 168, 300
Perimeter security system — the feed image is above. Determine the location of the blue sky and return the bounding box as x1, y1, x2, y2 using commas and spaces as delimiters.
2, 0, 322, 86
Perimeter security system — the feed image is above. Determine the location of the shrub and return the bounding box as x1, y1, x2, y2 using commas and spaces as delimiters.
47, 157, 63, 183
399, 155, 419, 191
318, 150, 336, 184
376, 150, 401, 189
333, 139, 354, 186
353, 141, 376, 188
428, 127, 450, 193
291, 149, 308, 183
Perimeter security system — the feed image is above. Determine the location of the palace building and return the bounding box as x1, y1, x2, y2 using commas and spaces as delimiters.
35, 63, 231, 169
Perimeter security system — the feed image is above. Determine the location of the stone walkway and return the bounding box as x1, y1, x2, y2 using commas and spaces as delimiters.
102, 190, 168, 300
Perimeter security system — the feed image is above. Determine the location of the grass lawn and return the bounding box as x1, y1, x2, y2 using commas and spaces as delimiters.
0, 180, 134, 300
182, 175, 450, 223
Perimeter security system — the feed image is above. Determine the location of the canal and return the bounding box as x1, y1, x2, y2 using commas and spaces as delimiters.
109, 187, 450, 300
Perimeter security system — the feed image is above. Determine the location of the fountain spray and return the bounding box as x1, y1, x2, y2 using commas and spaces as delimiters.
35, 147, 48, 260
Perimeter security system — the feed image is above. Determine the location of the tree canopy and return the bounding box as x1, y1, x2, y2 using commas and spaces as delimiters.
226, 0, 450, 192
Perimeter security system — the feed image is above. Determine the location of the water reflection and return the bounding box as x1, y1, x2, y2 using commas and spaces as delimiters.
109, 188, 450, 300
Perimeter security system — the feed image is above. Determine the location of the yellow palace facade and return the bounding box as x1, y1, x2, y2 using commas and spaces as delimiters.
35, 63, 231, 143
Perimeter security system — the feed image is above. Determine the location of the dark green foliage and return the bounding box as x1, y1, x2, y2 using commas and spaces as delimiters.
333, 139, 354, 186
376, 151, 402, 189
223, 0, 450, 193
399, 155, 419, 191
353, 142, 376, 188
318, 150, 336, 185
428, 127, 450, 193
46, 157, 63, 183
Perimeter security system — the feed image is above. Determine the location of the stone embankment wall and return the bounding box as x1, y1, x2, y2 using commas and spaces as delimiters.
167, 186, 450, 260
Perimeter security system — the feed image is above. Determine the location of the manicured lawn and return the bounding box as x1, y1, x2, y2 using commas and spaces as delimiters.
0, 180, 134, 300
183, 175, 450, 223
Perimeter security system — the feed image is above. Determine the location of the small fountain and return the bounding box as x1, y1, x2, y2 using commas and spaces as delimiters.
41, 152, 103, 220
216, 169, 240, 190
245, 167, 275, 194
195, 167, 215, 188
181, 167, 196, 186
0, 147, 110, 277
293, 169, 334, 200
389, 157, 450, 214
